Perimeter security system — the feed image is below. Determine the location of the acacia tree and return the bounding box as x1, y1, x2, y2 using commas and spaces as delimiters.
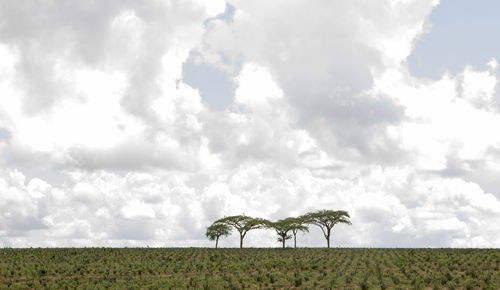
287, 217, 309, 248
268, 217, 309, 248
206, 223, 232, 249
303, 210, 351, 248
214, 215, 268, 248
268, 219, 292, 249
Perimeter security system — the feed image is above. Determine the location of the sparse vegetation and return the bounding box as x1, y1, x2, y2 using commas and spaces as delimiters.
0, 248, 498, 288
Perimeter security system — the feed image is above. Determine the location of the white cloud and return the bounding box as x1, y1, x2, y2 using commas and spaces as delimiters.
121, 200, 156, 220
0, 0, 499, 248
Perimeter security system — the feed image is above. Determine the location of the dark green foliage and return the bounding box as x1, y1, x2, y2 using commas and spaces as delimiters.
267, 217, 308, 248
359, 279, 369, 290
301, 210, 352, 248
206, 223, 232, 249
294, 276, 302, 287
213, 215, 269, 248
345, 274, 353, 283
209, 209, 348, 248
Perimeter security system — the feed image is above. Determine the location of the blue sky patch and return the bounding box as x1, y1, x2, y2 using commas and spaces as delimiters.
408, 0, 500, 79
182, 58, 234, 111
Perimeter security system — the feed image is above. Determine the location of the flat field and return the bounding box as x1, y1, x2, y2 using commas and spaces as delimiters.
0, 248, 498, 289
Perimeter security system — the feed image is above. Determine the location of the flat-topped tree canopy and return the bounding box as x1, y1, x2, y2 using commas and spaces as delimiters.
268, 219, 293, 249
285, 216, 309, 248
206, 222, 232, 249
302, 210, 351, 248
268, 217, 309, 248
214, 215, 269, 248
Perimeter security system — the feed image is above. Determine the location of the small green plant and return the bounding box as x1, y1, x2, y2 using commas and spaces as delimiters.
294, 277, 302, 287
345, 275, 352, 283
360, 280, 369, 290
0, 248, 497, 289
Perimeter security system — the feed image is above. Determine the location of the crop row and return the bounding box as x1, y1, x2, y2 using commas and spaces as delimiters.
0, 248, 498, 289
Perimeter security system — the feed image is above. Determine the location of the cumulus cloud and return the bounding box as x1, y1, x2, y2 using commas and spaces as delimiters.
201, 0, 437, 163
0, 0, 499, 248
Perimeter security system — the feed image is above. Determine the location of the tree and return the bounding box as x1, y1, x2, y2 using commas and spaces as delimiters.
214, 215, 268, 248
206, 223, 232, 249
268, 217, 309, 248
268, 219, 292, 249
287, 217, 309, 248
303, 210, 351, 248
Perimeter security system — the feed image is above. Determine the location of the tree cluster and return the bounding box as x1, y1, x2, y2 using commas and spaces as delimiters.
206, 210, 351, 249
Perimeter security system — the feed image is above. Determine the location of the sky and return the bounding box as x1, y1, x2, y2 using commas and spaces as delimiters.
0, 0, 499, 248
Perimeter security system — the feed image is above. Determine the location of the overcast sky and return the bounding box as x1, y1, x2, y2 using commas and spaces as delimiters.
0, 0, 499, 248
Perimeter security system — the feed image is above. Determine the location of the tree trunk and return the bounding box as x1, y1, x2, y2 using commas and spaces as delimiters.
294, 234, 297, 248
282, 237, 285, 249
240, 234, 243, 249
326, 228, 331, 248
215, 237, 219, 249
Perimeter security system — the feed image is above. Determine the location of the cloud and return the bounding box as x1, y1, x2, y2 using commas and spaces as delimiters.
0, 0, 499, 248
0, 0, 225, 116
0, 1, 226, 172
200, 0, 437, 163
121, 200, 156, 220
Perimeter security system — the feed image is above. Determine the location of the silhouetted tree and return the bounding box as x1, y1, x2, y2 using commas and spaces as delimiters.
268, 217, 309, 248
287, 216, 309, 248
214, 215, 269, 248
268, 219, 292, 248
303, 210, 351, 248
206, 223, 232, 249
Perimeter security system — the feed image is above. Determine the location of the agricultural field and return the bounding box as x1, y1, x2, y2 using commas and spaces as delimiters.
0, 248, 498, 289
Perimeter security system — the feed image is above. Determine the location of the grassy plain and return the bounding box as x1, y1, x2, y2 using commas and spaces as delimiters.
0, 248, 498, 289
